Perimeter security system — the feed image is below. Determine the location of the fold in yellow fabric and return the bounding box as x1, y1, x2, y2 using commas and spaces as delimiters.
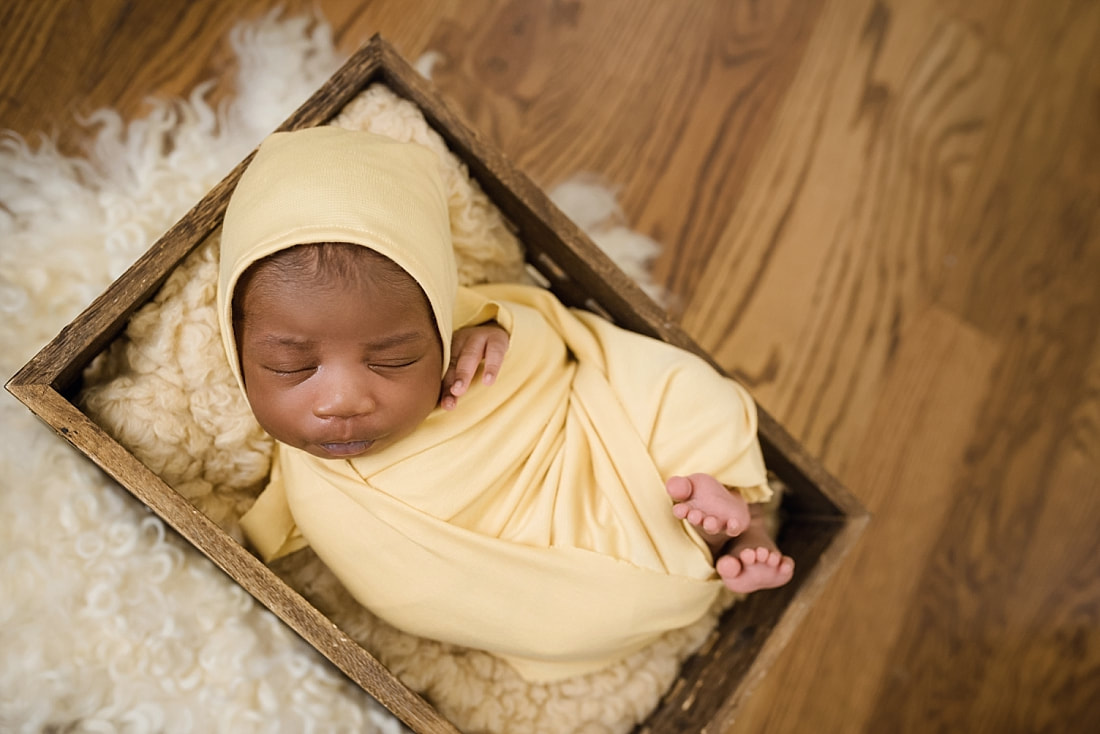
221, 127, 771, 681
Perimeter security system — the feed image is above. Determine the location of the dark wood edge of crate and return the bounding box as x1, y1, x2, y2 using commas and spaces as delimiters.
6, 34, 868, 734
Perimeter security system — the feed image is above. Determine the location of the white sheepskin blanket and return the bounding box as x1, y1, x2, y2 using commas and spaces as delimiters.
0, 12, 707, 734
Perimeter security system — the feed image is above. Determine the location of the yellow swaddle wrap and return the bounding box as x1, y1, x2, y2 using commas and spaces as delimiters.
218, 127, 771, 681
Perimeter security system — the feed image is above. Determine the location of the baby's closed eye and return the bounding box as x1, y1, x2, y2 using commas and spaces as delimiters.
265, 364, 316, 376
369, 358, 420, 371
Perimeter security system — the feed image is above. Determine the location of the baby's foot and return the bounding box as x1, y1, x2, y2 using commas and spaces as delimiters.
715, 524, 795, 594
667, 473, 752, 539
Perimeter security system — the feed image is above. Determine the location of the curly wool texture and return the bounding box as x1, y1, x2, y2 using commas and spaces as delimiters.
82, 238, 274, 535
77, 49, 737, 734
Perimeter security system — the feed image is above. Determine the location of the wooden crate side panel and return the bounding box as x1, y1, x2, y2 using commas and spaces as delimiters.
278, 37, 384, 132
758, 410, 864, 520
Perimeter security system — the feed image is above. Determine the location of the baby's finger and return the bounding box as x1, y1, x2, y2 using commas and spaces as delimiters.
450, 342, 485, 396
438, 366, 460, 408
440, 361, 459, 394
480, 333, 509, 384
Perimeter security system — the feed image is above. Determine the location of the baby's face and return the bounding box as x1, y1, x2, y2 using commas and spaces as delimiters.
236, 266, 444, 460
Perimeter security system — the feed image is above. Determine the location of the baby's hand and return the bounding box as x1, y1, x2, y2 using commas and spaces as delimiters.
440, 324, 510, 410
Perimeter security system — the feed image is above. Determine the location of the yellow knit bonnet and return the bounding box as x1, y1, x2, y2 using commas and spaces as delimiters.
216, 127, 456, 388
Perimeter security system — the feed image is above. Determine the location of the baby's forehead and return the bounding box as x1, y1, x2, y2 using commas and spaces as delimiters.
243, 243, 411, 287
237, 242, 432, 318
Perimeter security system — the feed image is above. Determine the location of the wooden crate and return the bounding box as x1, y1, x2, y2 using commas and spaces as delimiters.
6, 36, 868, 733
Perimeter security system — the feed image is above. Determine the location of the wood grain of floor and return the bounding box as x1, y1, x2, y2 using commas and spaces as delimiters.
2, 1, 1098, 732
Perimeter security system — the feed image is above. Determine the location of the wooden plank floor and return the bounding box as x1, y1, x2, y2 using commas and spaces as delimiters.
3, 0, 1098, 731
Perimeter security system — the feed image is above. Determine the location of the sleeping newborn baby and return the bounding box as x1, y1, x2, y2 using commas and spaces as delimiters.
217, 127, 793, 682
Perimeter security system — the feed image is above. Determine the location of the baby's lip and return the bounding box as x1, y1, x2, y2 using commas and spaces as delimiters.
318, 440, 374, 458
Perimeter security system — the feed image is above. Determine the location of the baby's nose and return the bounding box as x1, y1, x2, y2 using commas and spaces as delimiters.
313, 370, 376, 419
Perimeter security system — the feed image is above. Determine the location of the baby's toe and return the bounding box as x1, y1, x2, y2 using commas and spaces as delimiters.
741, 546, 771, 565
703, 515, 723, 534
666, 475, 693, 501
716, 553, 743, 579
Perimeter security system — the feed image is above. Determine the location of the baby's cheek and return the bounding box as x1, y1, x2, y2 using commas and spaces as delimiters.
248, 392, 299, 443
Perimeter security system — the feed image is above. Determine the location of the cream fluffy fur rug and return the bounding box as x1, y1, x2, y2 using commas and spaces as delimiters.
1, 12, 706, 734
